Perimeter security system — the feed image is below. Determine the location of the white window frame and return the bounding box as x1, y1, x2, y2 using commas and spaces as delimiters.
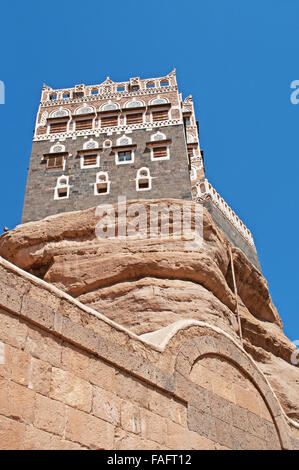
80, 152, 101, 169
136, 168, 152, 191
150, 145, 170, 162
94, 172, 111, 195
54, 175, 70, 200
115, 149, 135, 165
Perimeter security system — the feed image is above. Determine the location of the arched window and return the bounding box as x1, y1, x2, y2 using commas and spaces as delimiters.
151, 131, 166, 141
76, 106, 94, 115
54, 175, 69, 200
117, 135, 132, 146
50, 109, 69, 118
136, 167, 151, 191
101, 102, 118, 112
150, 97, 168, 106
83, 139, 98, 150
50, 143, 65, 153
49, 93, 57, 101
146, 81, 155, 88
160, 80, 169, 87
125, 100, 144, 108
94, 172, 110, 195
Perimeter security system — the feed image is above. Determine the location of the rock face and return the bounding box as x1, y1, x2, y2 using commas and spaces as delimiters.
0, 199, 298, 420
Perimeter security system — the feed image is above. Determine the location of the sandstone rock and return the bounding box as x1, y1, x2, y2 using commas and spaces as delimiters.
0, 199, 298, 419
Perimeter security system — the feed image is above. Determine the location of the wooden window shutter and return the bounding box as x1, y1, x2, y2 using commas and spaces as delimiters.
152, 110, 169, 121
126, 113, 143, 124
153, 146, 168, 158
47, 156, 64, 169
76, 119, 93, 130
101, 115, 118, 127
83, 154, 97, 166
50, 122, 67, 133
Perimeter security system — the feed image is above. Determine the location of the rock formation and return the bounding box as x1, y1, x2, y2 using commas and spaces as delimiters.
0, 199, 298, 421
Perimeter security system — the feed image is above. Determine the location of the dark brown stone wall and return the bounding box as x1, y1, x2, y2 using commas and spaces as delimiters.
22, 125, 192, 223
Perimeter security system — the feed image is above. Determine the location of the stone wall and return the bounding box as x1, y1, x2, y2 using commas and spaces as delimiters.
22, 125, 191, 224
0, 257, 298, 450
202, 199, 260, 270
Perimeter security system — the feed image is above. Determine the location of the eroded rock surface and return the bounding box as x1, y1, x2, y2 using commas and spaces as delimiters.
0, 199, 298, 419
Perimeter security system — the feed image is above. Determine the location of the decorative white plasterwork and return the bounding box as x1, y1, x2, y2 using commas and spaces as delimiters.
50, 143, 65, 153
116, 135, 132, 146
125, 99, 145, 108
75, 104, 95, 115
50, 108, 69, 118
83, 139, 98, 150
151, 131, 166, 141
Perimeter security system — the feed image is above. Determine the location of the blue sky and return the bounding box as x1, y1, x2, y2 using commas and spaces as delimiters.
0, 0, 298, 339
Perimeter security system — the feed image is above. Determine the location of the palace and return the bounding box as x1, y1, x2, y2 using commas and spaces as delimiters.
22, 69, 259, 268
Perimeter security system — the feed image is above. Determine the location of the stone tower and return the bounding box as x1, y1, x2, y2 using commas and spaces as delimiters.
22, 70, 259, 268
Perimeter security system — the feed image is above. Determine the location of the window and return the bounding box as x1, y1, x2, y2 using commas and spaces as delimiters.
47, 155, 65, 170
83, 154, 98, 166
49, 94, 57, 100
94, 172, 110, 195
103, 139, 112, 148
101, 103, 118, 111
91, 88, 98, 95
188, 147, 194, 158
101, 115, 118, 127
118, 151, 132, 163
152, 146, 168, 159
76, 119, 93, 130
136, 168, 151, 191
126, 113, 143, 125
184, 117, 191, 126
150, 97, 168, 105
152, 110, 169, 121
74, 91, 84, 98
54, 176, 69, 200
146, 82, 155, 88
160, 80, 169, 87
131, 85, 139, 91
125, 100, 144, 109
51, 109, 69, 118
50, 122, 67, 133
117, 86, 125, 92
63, 93, 70, 99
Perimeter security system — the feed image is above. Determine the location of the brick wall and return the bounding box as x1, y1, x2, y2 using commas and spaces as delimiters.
0, 257, 297, 450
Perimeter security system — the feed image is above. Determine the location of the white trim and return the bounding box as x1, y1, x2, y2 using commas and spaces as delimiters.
54, 175, 70, 200
151, 131, 166, 141
94, 171, 111, 195
83, 138, 99, 150
50, 143, 65, 153
115, 149, 135, 165
75, 104, 95, 115
100, 101, 120, 111
116, 135, 132, 146
136, 167, 152, 191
